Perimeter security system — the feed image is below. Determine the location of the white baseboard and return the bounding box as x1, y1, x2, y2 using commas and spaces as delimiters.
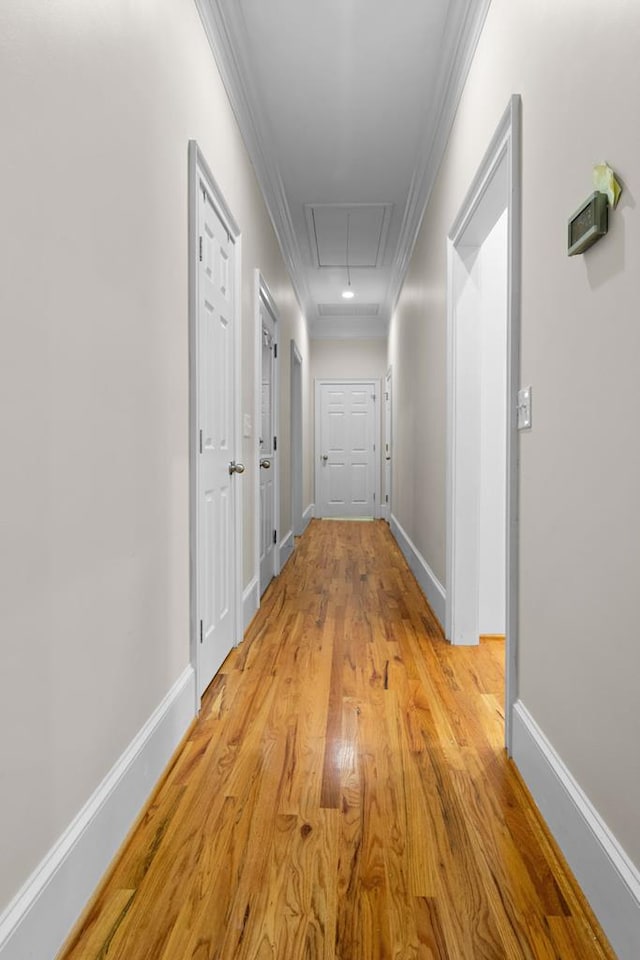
0, 666, 196, 960
279, 529, 294, 570
242, 576, 259, 633
390, 514, 446, 627
302, 503, 314, 533
512, 700, 640, 960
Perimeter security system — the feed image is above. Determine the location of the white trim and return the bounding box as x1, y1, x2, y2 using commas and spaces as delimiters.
445, 96, 521, 753
314, 379, 381, 519
0, 668, 195, 960
188, 140, 243, 705
512, 702, 640, 960
390, 513, 446, 628
278, 529, 294, 570
302, 503, 314, 532
253, 273, 261, 594
380, 504, 390, 521
242, 576, 259, 632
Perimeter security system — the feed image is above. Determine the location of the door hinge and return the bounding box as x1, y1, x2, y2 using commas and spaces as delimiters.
199, 236, 203, 262
274, 343, 278, 359
386, 493, 389, 503
372, 393, 376, 401
273, 436, 277, 451
385, 392, 389, 400
199, 429, 203, 454
199, 620, 203, 644
273, 529, 277, 545
373, 443, 376, 451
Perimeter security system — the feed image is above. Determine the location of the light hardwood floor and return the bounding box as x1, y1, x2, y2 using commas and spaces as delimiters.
59, 519, 616, 959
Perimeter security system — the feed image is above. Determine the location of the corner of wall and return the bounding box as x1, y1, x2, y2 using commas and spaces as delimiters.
0, 668, 196, 960
389, 513, 446, 628
302, 504, 315, 532
242, 577, 260, 633
512, 701, 640, 960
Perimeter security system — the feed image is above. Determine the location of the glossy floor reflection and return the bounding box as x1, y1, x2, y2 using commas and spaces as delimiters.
59, 519, 615, 960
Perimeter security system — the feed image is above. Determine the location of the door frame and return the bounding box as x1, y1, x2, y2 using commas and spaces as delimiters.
383, 366, 392, 521
314, 378, 381, 519
290, 339, 304, 536
188, 140, 243, 710
445, 96, 521, 752
254, 270, 280, 592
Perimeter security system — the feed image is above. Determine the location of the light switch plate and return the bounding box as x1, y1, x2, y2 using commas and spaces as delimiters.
517, 386, 532, 430
243, 413, 252, 438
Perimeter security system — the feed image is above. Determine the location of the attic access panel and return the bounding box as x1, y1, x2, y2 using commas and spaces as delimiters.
305, 203, 392, 268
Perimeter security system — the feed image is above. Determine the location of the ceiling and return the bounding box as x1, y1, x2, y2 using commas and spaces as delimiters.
195, 0, 491, 338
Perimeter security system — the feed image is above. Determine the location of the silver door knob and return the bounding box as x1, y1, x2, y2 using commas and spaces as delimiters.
260, 458, 271, 469
321, 454, 328, 462
229, 461, 245, 475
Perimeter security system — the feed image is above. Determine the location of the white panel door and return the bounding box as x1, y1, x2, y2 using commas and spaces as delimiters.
384, 370, 392, 518
197, 185, 237, 696
316, 381, 377, 518
259, 300, 277, 595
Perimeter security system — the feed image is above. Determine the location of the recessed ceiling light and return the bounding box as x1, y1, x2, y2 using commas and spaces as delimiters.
342, 290, 355, 299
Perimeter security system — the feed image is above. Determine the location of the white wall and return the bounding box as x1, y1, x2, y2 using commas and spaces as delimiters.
310, 337, 387, 382
388, 0, 640, 948
478, 210, 507, 636
0, 0, 308, 932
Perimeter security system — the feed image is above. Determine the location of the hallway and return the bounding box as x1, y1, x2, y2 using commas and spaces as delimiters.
59, 521, 612, 960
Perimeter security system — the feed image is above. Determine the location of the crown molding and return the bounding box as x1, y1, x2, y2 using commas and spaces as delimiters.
195, 0, 491, 335
194, 0, 312, 315
385, 0, 492, 320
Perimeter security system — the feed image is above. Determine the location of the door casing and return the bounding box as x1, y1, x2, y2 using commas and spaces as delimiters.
445, 96, 521, 752
188, 140, 243, 709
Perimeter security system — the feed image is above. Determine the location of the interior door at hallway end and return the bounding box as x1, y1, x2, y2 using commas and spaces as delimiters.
316, 381, 378, 519
197, 180, 239, 698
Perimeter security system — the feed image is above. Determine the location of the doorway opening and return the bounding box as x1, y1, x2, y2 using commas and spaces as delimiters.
445, 96, 521, 751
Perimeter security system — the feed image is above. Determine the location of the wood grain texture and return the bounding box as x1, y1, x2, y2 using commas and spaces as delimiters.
58, 520, 616, 960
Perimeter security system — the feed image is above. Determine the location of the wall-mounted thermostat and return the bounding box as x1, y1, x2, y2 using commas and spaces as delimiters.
568, 191, 608, 256
517, 386, 532, 430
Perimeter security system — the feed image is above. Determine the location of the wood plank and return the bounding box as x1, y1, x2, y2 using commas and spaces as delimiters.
57, 520, 616, 960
